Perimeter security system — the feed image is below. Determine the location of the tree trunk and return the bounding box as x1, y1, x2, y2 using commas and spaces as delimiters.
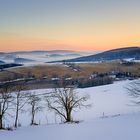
14, 109, 19, 128
31, 105, 35, 125
66, 111, 71, 122
31, 113, 35, 125
0, 114, 3, 129
0, 103, 3, 129
14, 100, 19, 128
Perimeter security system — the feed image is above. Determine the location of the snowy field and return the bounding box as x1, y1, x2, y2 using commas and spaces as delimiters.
0, 80, 140, 140
1, 113, 140, 140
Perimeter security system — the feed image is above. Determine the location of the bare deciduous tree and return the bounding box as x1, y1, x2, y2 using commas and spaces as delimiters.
28, 92, 42, 125
46, 87, 90, 123
0, 84, 13, 129
127, 79, 140, 105
12, 82, 27, 128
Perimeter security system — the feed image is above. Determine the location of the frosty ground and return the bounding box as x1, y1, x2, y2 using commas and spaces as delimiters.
0, 80, 140, 140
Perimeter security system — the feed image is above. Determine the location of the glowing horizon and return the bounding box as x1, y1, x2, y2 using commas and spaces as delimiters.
0, 0, 140, 52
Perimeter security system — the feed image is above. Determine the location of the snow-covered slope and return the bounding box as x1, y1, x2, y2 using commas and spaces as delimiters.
0, 80, 140, 140
3, 80, 139, 126
1, 112, 140, 140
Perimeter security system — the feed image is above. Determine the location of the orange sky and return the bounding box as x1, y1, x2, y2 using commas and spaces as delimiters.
0, 0, 140, 52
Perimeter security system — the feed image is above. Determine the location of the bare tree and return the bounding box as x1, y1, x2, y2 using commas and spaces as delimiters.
28, 92, 42, 125
12, 82, 27, 128
127, 79, 140, 105
46, 86, 90, 123
0, 84, 13, 129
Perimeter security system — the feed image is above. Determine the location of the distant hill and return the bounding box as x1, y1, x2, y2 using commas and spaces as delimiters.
10, 50, 76, 55
48, 53, 82, 57
4, 54, 16, 59
66, 53, 82, 57
0, 50, 92, 65
45, 50, 76, 54
48, 54, 64, 57
55, 47, 140, 62
0, 63, 22, 69
14, 58, 35, 63
0, 52, 5, 55
0, 60, 5, 64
